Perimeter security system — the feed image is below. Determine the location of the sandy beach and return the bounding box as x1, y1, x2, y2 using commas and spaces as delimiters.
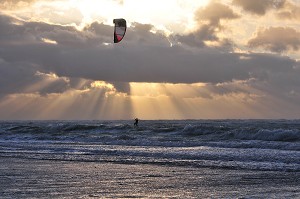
1, 157, 299, 198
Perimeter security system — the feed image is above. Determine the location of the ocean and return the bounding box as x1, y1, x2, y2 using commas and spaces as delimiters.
0, 120, 300, 198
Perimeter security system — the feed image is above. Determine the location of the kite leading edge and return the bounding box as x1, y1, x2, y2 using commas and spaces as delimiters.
113, 18, 127, 43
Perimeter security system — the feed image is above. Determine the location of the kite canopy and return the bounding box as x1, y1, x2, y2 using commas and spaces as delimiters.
113, 18, 127, 43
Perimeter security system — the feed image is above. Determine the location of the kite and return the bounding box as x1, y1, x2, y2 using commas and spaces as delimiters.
113, 18, 127, 43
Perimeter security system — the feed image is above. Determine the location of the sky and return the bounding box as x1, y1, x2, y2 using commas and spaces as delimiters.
0, 0, 300, 120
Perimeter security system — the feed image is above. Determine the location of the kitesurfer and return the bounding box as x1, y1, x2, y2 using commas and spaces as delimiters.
134, 118, 139, 126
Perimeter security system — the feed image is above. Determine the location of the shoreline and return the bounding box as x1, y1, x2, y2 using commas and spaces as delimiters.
1, 157, 300, 198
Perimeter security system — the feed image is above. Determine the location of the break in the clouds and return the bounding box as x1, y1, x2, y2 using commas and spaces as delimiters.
0, 0, 300, 119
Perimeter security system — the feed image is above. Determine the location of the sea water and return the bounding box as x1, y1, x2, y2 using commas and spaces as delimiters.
0, 120, 300, 198
0, 120, 300, 171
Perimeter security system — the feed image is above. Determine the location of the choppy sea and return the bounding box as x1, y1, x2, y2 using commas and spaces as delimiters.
1, 119, 299, 172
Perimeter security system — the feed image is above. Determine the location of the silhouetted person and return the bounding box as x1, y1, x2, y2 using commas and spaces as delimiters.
134, 118, 139, 126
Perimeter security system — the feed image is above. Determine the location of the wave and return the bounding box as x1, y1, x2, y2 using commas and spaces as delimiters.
1, 120, 300, 173
62, 124, 103, 132
180, 124, 300, 142
1, 142, 300, 172
233, 129, 300, 142
0, 120, 299, 145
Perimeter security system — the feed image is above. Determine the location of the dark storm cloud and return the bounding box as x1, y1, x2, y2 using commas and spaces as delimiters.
109, 81, 130, 94
194, 57, 300, 105
248, 27, 300, 52
0, 59, 70, 97
0, 13, 299, 98
232, 0, 286, 15
177, 1, 239, 49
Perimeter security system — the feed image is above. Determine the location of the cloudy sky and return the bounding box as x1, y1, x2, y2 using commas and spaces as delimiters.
0, 0, 299, 120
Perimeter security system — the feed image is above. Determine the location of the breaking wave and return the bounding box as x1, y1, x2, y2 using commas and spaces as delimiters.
181, 124, 300, 142
0, 120, 300, 172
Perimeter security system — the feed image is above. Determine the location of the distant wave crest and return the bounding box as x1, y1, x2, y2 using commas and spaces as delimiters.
181, 124, 300, 142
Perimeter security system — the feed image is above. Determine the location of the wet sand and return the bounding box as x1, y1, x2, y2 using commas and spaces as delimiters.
0, 157, 299, 198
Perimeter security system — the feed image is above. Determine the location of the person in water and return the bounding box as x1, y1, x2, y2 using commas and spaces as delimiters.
134, 118, 139, 126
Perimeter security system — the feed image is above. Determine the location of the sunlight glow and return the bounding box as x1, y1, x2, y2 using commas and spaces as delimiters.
70, 0, 210, 25
91, 81, 115, 90
0, 80, 297, 119
41, 38, 58, 45
4, 0, 210, 33
129, 82, 209, 119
